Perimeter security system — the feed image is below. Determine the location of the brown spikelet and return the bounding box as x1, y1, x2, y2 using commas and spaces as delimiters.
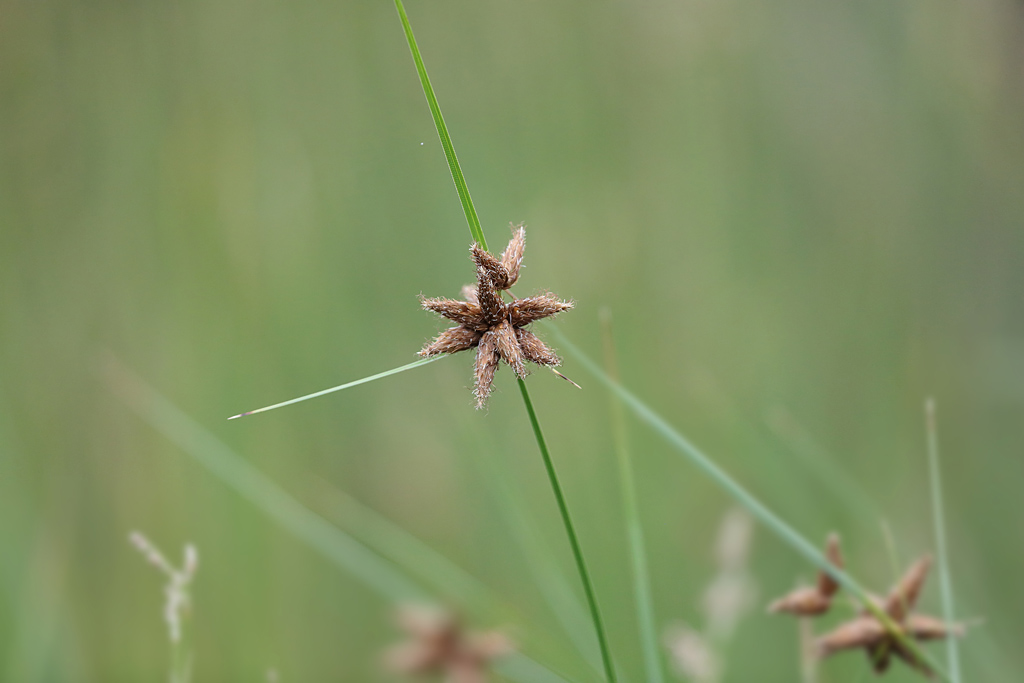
906, 614, 964, 641
494, 320, 526, 379
767, 533, 842, 617
420, 327, 481, 356
891, 641, 934, 677
866, 642, 894, 674
471, 245, 511, 290
884, 555, 932, 621
474, 332, 500, 408
509, 294, 574, 327
421, 297, 487, 331
515, 328, 560, 366
768, 586, 833, 617
474, 265, 505, 327
816, 616, 888, 657
461, 284, 479, 305
385, 605, 511, 682
817, 533, 844, 598
499, 224, 525, 288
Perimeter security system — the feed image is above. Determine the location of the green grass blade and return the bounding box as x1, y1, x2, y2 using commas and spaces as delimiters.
763, 408, 880, 520
393, 3, 618, 678
227, 356, 442, 419
103, 358, 575, 683
105, 358, 426, 601
518, 379, 619, 683
311, 477, 498, 617
600, 310, 664, 683
458, 420, 606, 676
548, 327, 955, 683
925, 398, 962, 682
393, 0, 487, 251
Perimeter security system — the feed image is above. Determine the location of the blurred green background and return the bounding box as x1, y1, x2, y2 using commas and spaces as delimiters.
2, 0, 1022, 680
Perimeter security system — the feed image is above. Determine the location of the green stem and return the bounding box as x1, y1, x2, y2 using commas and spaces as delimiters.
549, 326, 954, 683
392, 4, 615, 678
925, 399, 962, 682
393, 0, 487, 251
600, 310, 664, 683
517, 379, 617, 683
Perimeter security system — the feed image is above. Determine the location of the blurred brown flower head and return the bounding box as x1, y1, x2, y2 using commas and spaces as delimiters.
385, 605, 512, 683
419, 225, 573, 408
816, 555, 964, 676
768, 533, 844, 617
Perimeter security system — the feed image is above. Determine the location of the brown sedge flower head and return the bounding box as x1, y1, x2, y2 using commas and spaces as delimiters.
418, 224, 573, 408
768, 533, 844, 616
385, 605, 513, 683
814, 554, 965, 677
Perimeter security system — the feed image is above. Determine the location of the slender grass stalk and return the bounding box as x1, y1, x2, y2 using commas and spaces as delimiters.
108, 358, 426, 601
458, 420, 606, 676
393, 3, 618, 679
763, 408, 879, 520
925, 398, 962, 682
600, 309, 664, 683
518, 378, 618, 683
393, 0, 486, 251
311, 477, 497, 616
548, 327, 954, 682
103, 357, 574, 683
228, 356, 442, 419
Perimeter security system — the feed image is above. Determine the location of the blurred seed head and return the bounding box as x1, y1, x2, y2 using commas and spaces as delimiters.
385, 604, 512, 682
129, 531, 198, 644
767, 533, 842, 618
663, 622, 720, 683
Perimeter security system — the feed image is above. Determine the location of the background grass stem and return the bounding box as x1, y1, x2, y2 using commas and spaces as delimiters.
925, 398, 962, 682
550, 327, 954, 682
104, 357, 574, 683
518, 378, 618, 683
600, 310, 665, 683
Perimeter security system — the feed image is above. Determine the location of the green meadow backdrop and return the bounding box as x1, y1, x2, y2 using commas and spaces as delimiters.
2, 0, 1022, 680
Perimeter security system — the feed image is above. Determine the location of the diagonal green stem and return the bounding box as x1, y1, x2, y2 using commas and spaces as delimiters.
393, 0, 487, 251
549, 326, 954, 683
517, 379, 618, 683
227, 356, 443, 419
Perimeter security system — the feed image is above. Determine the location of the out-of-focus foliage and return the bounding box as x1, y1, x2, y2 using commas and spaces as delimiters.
1, 0, 1022, 680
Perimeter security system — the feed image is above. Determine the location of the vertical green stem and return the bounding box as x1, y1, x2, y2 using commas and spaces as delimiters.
925, 398, 962, 682
517, 379, 618, 683
392, 3, 615, 678
600, 310, 664, 683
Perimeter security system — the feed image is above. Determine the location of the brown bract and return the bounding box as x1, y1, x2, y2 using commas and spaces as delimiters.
385, 605, 513, 683
768, 533, 844, 616
815, 555, 965, 677
419, 225, 573, 408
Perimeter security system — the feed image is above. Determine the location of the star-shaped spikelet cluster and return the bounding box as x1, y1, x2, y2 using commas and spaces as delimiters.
767, 535, 965, 677
419, 225, 573, 408
385, 605, 512, 683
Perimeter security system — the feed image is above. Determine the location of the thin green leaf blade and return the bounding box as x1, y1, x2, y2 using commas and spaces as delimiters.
925, 399, 963, 682
393, 0, 487, 251
548, 325, 955, 683
103, 358, 576, 683
600, 309, 665, 683
228, 356, 442, 419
